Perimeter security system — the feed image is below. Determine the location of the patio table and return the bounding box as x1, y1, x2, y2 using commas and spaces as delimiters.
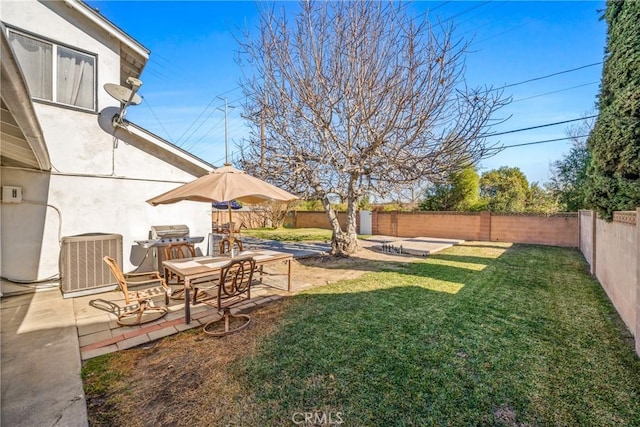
163, 249, 293, 324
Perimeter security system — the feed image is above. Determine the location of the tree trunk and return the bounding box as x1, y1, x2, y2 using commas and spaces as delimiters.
321, 195, 359, 256
331, 230, 359, 256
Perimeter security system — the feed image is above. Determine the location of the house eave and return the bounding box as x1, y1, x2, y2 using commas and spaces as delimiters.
0, 25, 51, 171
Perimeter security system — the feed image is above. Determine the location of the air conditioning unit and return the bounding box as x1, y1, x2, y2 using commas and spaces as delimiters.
60, 233, 123, 298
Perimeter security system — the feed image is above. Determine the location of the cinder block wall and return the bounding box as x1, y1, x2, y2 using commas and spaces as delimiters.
293, 211, 349, 230
580, 210, 638, 348
578, 209, 639, 357
579, 210, 595, 268
394, 212, 481, 240
596, 218, 637, 335
370, 211, 577, 246
491, 213, 578, 247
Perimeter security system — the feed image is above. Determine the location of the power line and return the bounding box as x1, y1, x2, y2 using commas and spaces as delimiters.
178, 101, 221, 147
490, 62, 603, 92
511, 81, 599, 103
180, 94, 245, 148
484, 115, 597, 138
181, 117, 225, 152
472, 15, 548, 46
500, 134, 589, 149
175, 98, 218, 146
181, 94, 246, 151
417, 0, 490, 24
440, 1, 492, 23
175, 86, 242, 146
141, 95, 175, 143
428, 1, 451, 13
456, 2, 499, 28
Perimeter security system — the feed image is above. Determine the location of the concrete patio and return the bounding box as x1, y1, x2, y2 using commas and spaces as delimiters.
1, 262, 307, 427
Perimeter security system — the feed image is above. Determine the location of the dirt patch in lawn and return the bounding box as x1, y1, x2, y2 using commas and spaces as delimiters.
82, 242, 424, 426
84, 302, 289, 426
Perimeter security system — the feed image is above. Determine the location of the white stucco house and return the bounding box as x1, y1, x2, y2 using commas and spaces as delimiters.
0, 0, 215, 295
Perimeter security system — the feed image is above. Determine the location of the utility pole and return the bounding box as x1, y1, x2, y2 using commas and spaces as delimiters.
217, 97, 234, 165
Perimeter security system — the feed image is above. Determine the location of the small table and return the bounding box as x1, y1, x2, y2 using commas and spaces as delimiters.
163, 250, 293, 324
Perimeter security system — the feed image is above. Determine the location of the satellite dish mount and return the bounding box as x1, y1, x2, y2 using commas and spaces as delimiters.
104, 77, 143, 126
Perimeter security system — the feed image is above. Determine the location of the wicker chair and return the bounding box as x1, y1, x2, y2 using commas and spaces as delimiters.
201, 256, 255, 336
101, 256, 171, 325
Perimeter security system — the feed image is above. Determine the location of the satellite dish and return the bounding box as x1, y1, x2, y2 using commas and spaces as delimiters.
104, 83, 142, 105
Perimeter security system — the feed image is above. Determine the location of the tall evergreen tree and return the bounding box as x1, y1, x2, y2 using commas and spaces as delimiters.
586, 0, 640, 219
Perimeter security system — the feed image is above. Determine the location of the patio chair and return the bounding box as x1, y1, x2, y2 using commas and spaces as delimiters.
201, 256, 256, 336
163, 242, 196, 299
218, 236, 243, 255
219, 236, 265, 282
101, 256, 171, 326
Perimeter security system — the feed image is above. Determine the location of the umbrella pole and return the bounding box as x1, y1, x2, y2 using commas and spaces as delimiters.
227, 201, 235, 252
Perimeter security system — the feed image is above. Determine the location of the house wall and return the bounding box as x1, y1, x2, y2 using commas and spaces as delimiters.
0, 1, 211, 281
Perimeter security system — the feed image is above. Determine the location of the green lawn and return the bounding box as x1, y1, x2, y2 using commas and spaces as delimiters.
82, 243, 640, 426
242, 227, 334, 241
238, 244, 640, 425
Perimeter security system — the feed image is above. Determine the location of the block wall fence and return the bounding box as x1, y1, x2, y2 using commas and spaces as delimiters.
292, 209, 639, 356
579, 209, 639, 357
294, 210, 579, 246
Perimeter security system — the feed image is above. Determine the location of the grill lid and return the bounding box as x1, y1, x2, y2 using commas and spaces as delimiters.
150, 224, 190, 239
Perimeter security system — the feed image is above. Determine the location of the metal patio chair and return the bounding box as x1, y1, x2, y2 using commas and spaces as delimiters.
218, 236, 243, 255
201, 256, 256, 336
100, 256, 171, 326
163, 242, 196, 300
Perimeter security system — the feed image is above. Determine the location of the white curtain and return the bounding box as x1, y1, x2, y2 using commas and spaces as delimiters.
8, 31, 52, 100
57, 46, 95, 109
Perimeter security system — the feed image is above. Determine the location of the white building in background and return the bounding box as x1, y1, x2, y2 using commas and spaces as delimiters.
0, 0, 214, 293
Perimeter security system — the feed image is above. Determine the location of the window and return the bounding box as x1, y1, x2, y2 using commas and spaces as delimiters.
8, 29, 96, 111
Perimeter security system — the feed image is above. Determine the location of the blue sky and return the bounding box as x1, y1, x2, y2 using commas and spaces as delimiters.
87, 0, 607, 185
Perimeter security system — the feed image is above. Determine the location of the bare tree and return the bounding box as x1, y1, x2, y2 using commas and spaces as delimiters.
238, 0, 508, 255
247, 200, 299, 229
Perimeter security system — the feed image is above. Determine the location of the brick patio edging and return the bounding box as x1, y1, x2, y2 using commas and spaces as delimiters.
79, 295, 284, 360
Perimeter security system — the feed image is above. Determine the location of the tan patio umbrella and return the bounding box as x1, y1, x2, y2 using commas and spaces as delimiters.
146, 165, 298, 233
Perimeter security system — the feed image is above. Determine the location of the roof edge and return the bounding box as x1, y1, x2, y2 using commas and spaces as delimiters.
98, 111, 215, 177
123, 120, 215, 171
64, 0, 149, 60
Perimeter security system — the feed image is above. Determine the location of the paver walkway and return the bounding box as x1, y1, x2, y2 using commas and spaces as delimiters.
75, 280, 291, 360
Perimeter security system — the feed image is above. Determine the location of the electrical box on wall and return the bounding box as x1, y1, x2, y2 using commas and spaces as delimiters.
2, 186, 23, 203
